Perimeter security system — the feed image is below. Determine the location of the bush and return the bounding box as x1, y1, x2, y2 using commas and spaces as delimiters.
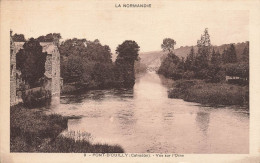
40, 136, 124, 153
206, 67, 226, 83
168, 80, 199, 99
10, 105, 68, 152
169, 80, 249, 107
224, 63, 249, 80
183, 71, 195, 79
10, 105, 124, 153
195, 69, 209, 79
227, 79, 249, 85
22, 87, 51, 108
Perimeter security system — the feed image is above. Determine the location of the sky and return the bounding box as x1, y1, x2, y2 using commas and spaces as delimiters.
7, 1, 249, 53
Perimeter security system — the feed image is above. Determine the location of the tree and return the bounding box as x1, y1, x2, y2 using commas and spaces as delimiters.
178, 57, 185, 72
196, 28, 211, 69
116, 40, 140, 63
161, 38, 176, 53
207, 49, 225, 83
115, 40, 140, 87
158, 39, 185, 79
59, 38, 87, 57
12, 33, 26, 42
227, 44, 237, 63
222, 48, 228, 64
185, 46, 195, 70
66, 55, 83, 83
16, 38, 47, 88
37, 33, 61, 42
197, 28, 211, 47
241, 43, 249, 63
59, 38, 114, 88
158, 51, 183, 79
59, 38, 86, 83
211, 48, 221, 65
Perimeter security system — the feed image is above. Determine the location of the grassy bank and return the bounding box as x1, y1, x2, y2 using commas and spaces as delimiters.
10, 104, 124, 153
61, 83, 111, 94
61, 81, 134, 95
168, 80, 249, 107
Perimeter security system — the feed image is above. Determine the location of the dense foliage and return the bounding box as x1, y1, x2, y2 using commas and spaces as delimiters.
22, 87, 51, 108
134, 57, 147, 74
37, 33, 62, 43
11, 105, 124, 152
168, 80, 249, 106
161, 38, 176, 53
12, 33, 26, 42
16, 38, 47, 88
59, 38, 115, 89
158, 28, 249, 84
115, 40, 140, 88
14, 31, 142, 93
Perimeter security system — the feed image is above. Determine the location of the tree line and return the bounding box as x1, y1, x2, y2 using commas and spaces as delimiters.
158, 28, 249, 84
13, 33, 140, 90
60, 38, 140, 89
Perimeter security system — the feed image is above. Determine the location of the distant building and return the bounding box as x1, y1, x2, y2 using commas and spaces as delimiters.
10, 31, 62, 106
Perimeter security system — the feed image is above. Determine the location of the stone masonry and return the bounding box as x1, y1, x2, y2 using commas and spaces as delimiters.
10, 33, 61, 106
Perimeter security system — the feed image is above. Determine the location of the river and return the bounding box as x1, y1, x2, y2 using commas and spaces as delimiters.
47, 72, 249, 153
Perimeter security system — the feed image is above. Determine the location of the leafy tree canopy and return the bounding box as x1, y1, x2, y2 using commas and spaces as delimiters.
12, 33, 26, 42
241, 43, 249, 63
116, 40, 140, 63
59, 38, 114, 85
16, 38, 47, 88
161, 38, 176, 53
115, 40, 140, 87
37, 33, 62, 44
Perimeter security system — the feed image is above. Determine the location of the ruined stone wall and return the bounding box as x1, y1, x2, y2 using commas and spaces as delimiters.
40, 42, 60, 96
45, 54, 52, 78
10, 35, 16, 105
51, 46, 60, 96
10, 41, 61, 105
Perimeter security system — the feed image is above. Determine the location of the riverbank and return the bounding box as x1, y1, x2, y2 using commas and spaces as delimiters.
10, 104, 124, 152
168, 80, 249, 107
61, 83, 117, 94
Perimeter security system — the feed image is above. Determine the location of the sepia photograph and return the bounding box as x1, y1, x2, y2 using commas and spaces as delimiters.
1, 0, 260, 162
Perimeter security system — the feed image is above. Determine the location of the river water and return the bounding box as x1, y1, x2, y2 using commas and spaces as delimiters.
47, 72, 249, 153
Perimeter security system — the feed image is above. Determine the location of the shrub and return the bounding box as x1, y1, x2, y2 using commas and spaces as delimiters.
22, 87, 51, 108
39, 136, 124, 153
10, 105, 124, 153
206, 68, 226, 83
169, 80, 249, 107
10, 105, 68, 152
224, 63, 249, 80
183, 71, 195, 79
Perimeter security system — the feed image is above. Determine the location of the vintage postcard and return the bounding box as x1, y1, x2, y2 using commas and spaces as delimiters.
1, 0, 260, 162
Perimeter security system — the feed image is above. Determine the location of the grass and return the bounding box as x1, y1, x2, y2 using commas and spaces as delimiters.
39, 136, 124, 153
168, 80, 249, 107
10, 104, 124, 153
10, 104, 68, 152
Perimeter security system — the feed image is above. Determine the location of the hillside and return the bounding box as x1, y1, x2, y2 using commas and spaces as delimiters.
138, 51, 167, 70
139, 41, 249, 69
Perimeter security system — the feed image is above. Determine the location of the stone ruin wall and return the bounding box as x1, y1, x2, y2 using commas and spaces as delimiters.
10, 41, 61, 105
50, 45, 60, 96
10, 36, 16, 105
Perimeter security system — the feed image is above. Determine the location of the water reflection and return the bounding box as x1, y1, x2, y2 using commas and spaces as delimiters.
158, 74, 174, 88
116, 107, 137, 135
62, 88, 134, 104
47, 72, 249, 153
196, 111, 210, 136
45, 95, 60, 109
